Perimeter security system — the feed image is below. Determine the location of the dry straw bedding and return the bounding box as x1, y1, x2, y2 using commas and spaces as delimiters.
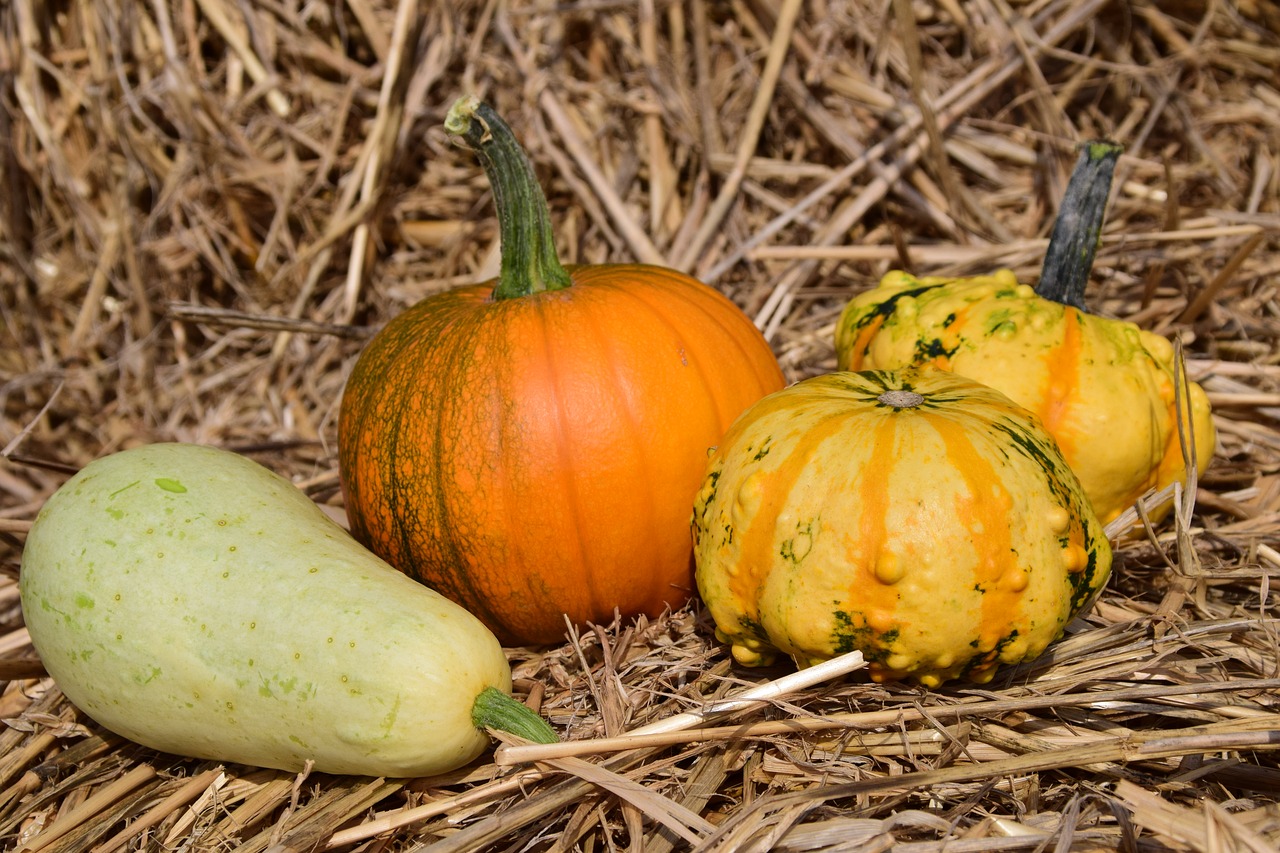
2, 0, 1280, 850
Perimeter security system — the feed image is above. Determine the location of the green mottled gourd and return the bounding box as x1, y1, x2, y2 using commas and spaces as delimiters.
834, 142, 1214, 525
19, 443, 555, 777
692, 368, 1112, 687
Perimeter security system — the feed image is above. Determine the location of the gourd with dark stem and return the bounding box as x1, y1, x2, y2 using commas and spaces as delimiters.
834, 141, 1214, 524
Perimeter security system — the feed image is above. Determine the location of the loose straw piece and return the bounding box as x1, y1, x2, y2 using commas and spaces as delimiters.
16, 765, 157, 852
674, 0, 805, 272
191, 0, 289, 117
339, 0, 420, 323
493, 677, 1280, 766
95, 768, 226, 853
324, 770, 552, 849
495, 650, 865, 766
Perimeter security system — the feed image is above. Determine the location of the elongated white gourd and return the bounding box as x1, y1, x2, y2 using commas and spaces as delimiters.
20, 443, 552, 777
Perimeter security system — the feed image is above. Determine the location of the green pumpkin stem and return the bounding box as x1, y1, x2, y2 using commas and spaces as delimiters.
471, 686, 559, 744
1036, 140, 1124, 311
445, 96, 573, 300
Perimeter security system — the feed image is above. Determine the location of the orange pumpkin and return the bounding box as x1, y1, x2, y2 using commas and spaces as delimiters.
338, 97, 785, 645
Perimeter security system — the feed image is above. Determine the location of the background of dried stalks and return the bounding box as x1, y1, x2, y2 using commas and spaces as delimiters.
3, 0, 1280, 850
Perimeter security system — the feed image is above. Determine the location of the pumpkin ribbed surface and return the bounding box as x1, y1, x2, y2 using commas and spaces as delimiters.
834, 269, 1215, 524
338, 263, 785, 645
692, 368, 1111, 687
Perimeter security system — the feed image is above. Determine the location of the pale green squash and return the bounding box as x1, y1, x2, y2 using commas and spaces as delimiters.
20, 443, 553, 777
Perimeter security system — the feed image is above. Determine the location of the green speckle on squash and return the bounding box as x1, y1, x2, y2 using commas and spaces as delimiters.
109, 480, 141, 499
155, 478, 187, 493
380, 695, 402, 737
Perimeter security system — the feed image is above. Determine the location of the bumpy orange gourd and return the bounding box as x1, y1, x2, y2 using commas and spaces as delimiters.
834, 143, 1214, 525
693, 368, 1112, 687
338, 97, 785, 645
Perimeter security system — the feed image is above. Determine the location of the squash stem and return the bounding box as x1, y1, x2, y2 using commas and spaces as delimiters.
471, 686, 559, 744
1036, 140, 1123, 310
445, 96, 573, 301
878, 389, 924, 408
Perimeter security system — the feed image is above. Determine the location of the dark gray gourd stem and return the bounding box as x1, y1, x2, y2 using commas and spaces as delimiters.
1036, 140, 1124, 311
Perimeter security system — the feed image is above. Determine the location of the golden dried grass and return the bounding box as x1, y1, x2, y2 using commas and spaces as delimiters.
2, 0, 1280, 850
